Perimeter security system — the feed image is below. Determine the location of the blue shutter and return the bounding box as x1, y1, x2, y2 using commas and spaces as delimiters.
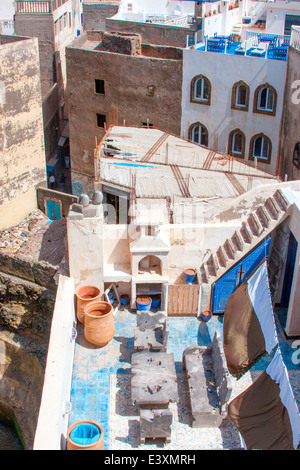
46, 200, 61, 221
212, 238, 271, 314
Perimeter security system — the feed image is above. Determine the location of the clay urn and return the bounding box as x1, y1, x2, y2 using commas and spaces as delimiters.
75, 285, 102, 324
83, 300, 115, 347
67, 420, 104, 450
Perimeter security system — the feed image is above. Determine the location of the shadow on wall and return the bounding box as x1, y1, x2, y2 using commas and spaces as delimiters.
38, 219, 67, 268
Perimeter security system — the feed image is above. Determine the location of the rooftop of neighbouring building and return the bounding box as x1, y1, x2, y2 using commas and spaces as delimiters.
92, 125, 281, 226
95, 125, 278, 191
190, 31, 290, 62
67, 29, 183, 59
15, 0, 70, 14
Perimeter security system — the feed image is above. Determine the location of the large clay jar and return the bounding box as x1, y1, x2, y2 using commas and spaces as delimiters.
83, 301, 114, 347
67, 420, 104, 450
75, 285, 101, 324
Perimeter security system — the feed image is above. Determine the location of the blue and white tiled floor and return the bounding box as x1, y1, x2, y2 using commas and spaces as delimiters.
69, 308, 300, 450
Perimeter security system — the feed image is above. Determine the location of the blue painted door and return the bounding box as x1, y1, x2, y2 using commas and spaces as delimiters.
281, 231, 298, 308
211, 238, 271, 314
46, 200, 61, 221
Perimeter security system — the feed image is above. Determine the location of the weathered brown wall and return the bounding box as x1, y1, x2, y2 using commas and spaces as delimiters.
66, 34, 183, 193
279, 46, 300, 180
37, 186, 78, 218
0, 270, 55, 339
42, 84, 59, 161
0, 36, 47, 230
14, 15, 56, 98
0, 328, 48, 449
83, 2, 120, 31
0, 252, 59, 449
105, 18, 190, 47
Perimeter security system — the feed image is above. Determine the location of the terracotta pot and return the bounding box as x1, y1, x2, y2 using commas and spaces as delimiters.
67, 420, 104, 450
83, 301, 114, 347
75, 285, 102, 324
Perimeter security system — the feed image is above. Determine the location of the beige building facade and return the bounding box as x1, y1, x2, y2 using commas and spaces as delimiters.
0, 35, 47, 230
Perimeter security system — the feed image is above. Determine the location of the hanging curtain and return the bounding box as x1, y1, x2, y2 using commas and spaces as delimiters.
228, 349, 300, 450
223, 259, 278, 379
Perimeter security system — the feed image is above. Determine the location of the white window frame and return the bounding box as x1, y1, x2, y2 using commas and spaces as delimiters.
235, 84, 247, 108
194, 77, 209, 102
257, 87, 274, 112
232, 132, 243, 155
253, 136, 269, 160
191, 124, 208, 146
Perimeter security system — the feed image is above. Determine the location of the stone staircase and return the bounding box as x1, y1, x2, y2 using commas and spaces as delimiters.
248, 3, 266, 28
232, 24, 243, 38
199, 189, 291, 312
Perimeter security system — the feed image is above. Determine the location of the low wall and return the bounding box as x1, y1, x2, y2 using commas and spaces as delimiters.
37, 187, 78, 220
33, 275, 76, 450
0, 329, 48, 449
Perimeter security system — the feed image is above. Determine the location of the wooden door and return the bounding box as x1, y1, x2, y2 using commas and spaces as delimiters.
168, 284, 200, 316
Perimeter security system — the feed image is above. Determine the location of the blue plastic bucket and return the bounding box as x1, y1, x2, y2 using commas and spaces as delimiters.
107, 290, 114, 299
136, 297, 152, 311
200, 310, 212, 322
184, 268, 196, 284
151, 297, 161, 309
70, 422, 101, 446
120, 294, 129, 305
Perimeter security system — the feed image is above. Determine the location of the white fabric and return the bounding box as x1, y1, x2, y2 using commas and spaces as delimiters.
267, 348, 300, 449
247, 261, 278, 353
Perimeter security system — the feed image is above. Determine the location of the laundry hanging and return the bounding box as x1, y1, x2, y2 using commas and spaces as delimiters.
228, 348, 300, 450
223, 259, 278, 379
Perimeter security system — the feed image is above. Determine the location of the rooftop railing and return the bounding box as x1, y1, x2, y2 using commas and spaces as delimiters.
246, 30, 290, 45
15, 0, 69, 14
290, 25, 300, 50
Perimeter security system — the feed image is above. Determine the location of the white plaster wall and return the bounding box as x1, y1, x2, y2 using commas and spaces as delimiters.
265, 4, 300, 35
181, 49, 287, 174
33, 275, 76, 450
67, 216, 104, 288
204, 7, 242, 38
103, 224, 131, 270
119, 0, 195, 16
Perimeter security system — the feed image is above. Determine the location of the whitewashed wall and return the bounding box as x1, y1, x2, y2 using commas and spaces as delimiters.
33, 275, 76, 450
181, 49, 287, 174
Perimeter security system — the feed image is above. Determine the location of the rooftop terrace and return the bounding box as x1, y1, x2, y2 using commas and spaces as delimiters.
68, 306, 300, 449
191, 31, 290, 61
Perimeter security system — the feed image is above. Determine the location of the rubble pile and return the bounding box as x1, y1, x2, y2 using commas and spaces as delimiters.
0, 210, 50, 255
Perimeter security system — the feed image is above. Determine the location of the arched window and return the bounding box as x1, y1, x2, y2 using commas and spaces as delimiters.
189, 122, 208, 146
228, 129, 246, 158
249, 134, 272, 163
231, 81, 249, 111
190, 75, 211, 105
253, 84, 277, 115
